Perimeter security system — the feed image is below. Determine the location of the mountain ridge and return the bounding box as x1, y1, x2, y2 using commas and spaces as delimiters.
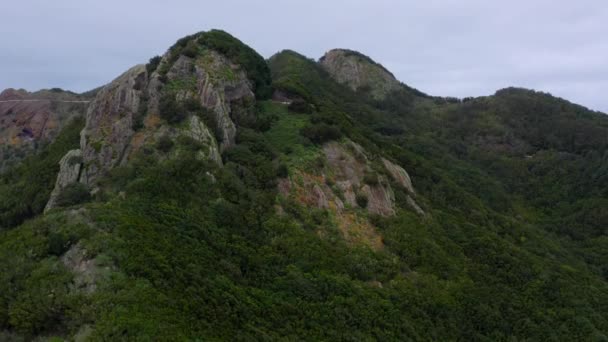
0, 29, 607, 341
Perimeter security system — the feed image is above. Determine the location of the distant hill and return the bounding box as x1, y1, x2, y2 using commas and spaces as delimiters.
0, 88, 91, 170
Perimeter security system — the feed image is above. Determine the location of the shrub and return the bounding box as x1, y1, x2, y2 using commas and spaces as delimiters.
156, 135, 174, 153
177, 135, 204, 151
363, 172, 379, 185
288, 99, 312, 114
47, 232, 72, 256
133, 94, 149, 131
197, 107, 223, 142
181, 41, 199, 58
300, 124, 342, 144
67, 155, 83, 166
276, 163, 289, 178
356, 192, 368, 208
55, 183, 91, 208
199, 30, 272, 99
0, 118, 83, 228
146, 56, 162, 75
159, 94, 187, 124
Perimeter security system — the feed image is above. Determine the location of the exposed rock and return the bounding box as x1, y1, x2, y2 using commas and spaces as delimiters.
281, 141, 423, 217
319, 49, 401, 100
68, 37, 256, 189
44, 149, 83, 212
312, 184, 330, 209
406, 196, 425, 216
280, 171, 382, 251
288, 173, 340, 211
182, 115, 222, 165
79, 65, 147, 185
381, 157, 425, 215
61, 243, 99, 293
191, 50, 255, 150
382, 157, 415, 194
323, 141, 395, 216
42, 32, 263, 207
277, 178, 292, 197
361, 182, 396, 217
336, 212, 384, 251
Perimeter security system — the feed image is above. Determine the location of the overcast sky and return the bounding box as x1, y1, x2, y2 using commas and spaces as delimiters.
1, 0, 607, 112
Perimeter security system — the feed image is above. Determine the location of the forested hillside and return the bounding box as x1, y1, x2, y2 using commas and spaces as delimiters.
0, 31, 606, 341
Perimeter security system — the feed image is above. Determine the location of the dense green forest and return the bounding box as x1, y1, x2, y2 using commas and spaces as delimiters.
0, 32, 607, 341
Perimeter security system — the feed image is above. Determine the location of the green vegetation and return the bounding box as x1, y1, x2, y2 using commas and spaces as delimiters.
287, 99, 313, 113
0, 40, 607, 341
145, 55, 162, 75
0, 117, 84, 229
158, 30, 271, 99
55, 183, 91, 208
158, 94, 202, 124
155, 135, 174, 153
301, 124, 342, 144
199, 30, 272, 99
355, 192, 369, 208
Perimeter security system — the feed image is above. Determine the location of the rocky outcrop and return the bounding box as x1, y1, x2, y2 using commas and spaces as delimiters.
44, 149, 83, 212
382, 158, 415, 194
323, 141, 396, 216
381, 157, 424, 215
159, 50, 255, 150
79, 65, 147, 185
61, 243, 100, 293
279, 140, 424, 217
319, 49, 401, 100
52, 33, 257, 193
181, 115, 222, 165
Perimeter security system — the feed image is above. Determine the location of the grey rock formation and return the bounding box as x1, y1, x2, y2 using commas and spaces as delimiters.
382, 157, 425, 215
61, 243, 99, 293
323, 141, 396, 216
44, 149, 83, 212
382, 158, 415, 194
79, 65, 147, 185
320, 49, 401, 100
182, 115, 222, 165
190, 50, 255, 150
48, 38, 256, 199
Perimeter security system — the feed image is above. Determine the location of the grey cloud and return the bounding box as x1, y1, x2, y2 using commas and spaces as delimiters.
0, 0, 606, 112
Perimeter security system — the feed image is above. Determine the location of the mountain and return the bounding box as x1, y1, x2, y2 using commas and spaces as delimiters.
0, 30, 607, 341
0, 88, 91, 170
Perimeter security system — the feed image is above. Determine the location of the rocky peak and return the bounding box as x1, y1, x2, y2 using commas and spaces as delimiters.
46, 30, 267, 210
319, 49, 401, 100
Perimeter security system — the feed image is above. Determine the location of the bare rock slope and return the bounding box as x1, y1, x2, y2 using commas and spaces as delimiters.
319, 49, 401, 100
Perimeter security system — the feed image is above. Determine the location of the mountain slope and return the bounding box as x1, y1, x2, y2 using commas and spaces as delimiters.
0, 30, 607, 341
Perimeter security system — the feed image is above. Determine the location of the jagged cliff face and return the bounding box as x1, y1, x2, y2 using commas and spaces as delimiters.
79, 65, 147, 185
80, 38, 256, 184
0, 88, 89, 169
319, 49, 401, 100
46, 31, 260, 209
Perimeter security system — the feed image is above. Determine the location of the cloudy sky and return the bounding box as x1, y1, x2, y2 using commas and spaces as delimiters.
2, 0, 607, 112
